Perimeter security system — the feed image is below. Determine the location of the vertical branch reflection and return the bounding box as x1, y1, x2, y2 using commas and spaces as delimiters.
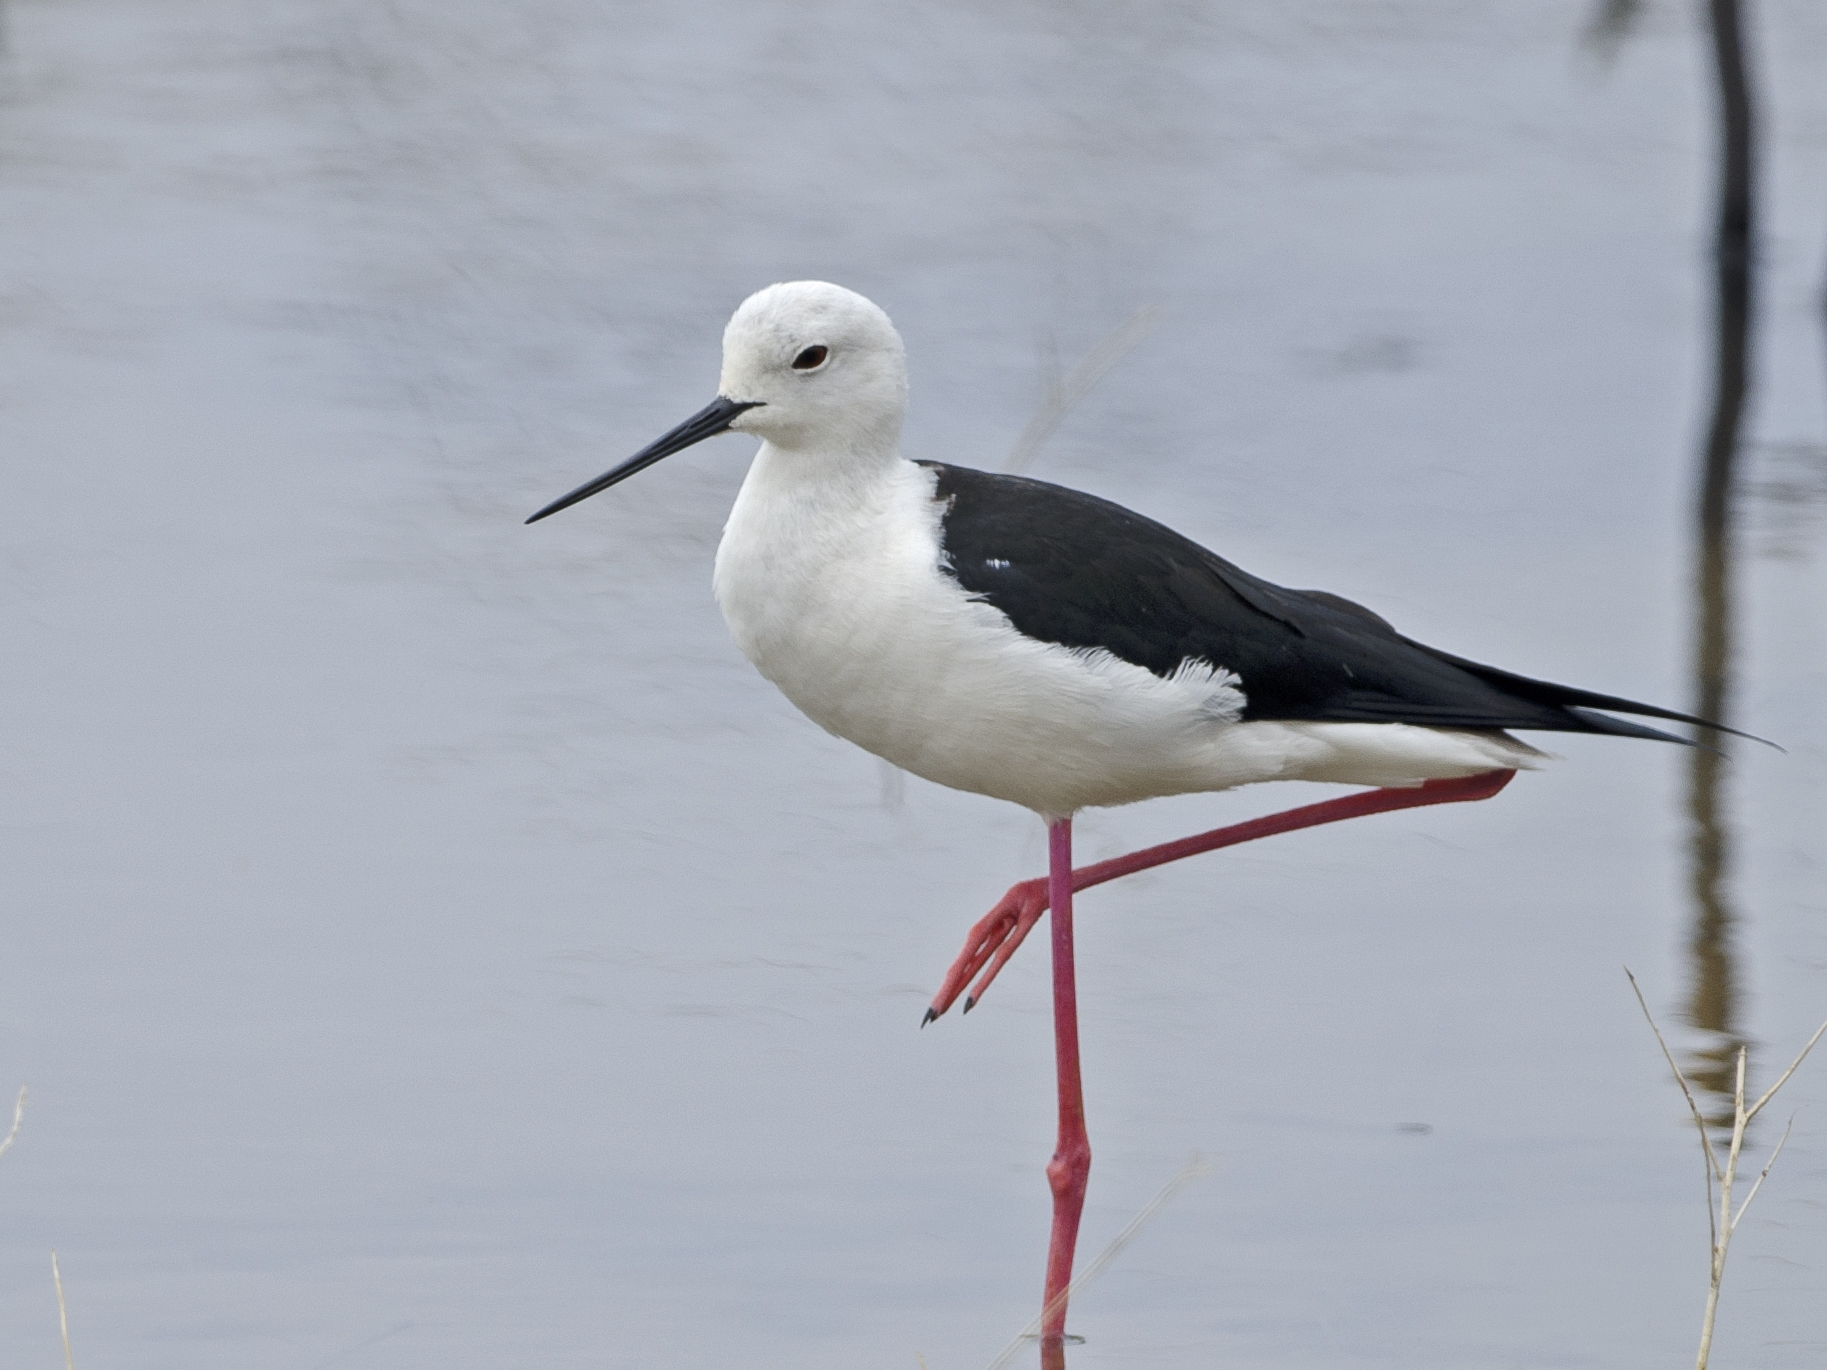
1685, 0, 1756, 1120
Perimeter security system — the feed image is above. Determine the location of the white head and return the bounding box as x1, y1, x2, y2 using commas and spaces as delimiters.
720, 281, 908, 453
525, 281, 907, 524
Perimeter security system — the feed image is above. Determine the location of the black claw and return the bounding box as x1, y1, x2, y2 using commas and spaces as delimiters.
921, 1008, 937, 1028
962, 996, 976, 1014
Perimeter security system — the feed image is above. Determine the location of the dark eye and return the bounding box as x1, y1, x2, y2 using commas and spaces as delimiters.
792, 345, 829, 370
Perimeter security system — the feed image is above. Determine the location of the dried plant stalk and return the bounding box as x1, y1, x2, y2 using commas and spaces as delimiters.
1627, 969, 1825, 1370
0, 1086, 24, 1161
52, 1251, 74, 1370
1003, 308, 1158, 477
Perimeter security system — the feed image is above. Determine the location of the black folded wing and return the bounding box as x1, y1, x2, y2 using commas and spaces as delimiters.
922, 462, 1739, 743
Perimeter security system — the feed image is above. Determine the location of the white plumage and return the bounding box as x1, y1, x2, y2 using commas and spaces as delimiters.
708, 281, 1542, 817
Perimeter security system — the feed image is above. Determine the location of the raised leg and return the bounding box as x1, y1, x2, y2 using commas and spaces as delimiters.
927, 770, 1516, 1022
1040, 817, 1088, 1370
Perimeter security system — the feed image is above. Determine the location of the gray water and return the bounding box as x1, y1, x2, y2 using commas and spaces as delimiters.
3, 2, 1826, 1366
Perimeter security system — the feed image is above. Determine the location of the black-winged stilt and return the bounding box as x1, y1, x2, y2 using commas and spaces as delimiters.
528, 281, 1735, 1366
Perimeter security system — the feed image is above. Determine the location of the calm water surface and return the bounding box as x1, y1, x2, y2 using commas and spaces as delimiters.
3, 2, 1826, 1366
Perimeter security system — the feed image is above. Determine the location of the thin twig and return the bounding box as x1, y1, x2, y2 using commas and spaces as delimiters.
1730, 1115, 1794, 1231
1722, 1046, 1748, 1225
1003, 307, 1159, 477
1627, 969, 1721, 1187
0, 1086, 24, 1160
52, 1251, 74, 1370
984, 1154, 1211, 1370
1745, 1017, 1827, 1124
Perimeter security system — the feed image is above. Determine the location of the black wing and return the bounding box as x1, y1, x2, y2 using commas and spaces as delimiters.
922, 462, 1738, 744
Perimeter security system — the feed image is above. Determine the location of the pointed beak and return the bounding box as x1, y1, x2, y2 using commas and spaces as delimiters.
525, 396, 763, 525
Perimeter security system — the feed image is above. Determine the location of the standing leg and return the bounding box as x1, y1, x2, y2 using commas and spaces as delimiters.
1040, 817, 1089, 1369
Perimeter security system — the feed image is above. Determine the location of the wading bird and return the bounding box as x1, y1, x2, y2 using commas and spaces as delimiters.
528, 281, 1733, 1367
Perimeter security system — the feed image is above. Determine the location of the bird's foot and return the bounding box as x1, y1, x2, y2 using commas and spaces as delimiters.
923, 877, 1049, 1023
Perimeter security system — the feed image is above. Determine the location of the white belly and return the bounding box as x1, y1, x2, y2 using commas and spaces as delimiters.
712, 448, 1539, 815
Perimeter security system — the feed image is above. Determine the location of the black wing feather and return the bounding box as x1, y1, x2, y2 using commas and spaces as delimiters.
922, 462, 1737, 743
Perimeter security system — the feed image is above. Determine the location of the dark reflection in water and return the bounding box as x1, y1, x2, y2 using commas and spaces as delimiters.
1684, 0, 1756, 1122
1580, 0, 1644, 68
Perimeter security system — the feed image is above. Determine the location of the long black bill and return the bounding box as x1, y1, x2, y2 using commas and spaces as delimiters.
525, 396, 763, 525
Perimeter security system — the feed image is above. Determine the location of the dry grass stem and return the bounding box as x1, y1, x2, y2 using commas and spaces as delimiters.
1003, 307, 1159, 477
1626, 971, 1723, 1185
984, 1153, 1212, 1370
0, 1086, 24, 1161
1744, 1016, 1827, 1123
52, 1251, 74, 1370
1626, 968, 1826, 1370
1731, 1116, 1794, 1228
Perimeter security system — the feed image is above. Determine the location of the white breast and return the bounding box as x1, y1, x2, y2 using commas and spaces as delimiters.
712, 448, 1254, 815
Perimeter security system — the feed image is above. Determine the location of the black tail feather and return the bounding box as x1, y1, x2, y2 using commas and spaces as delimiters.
1562, 708, 1696, 746
1413, 644, 1773, 747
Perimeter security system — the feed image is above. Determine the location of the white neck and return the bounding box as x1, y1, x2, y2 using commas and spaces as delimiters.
733, 432, 907, 519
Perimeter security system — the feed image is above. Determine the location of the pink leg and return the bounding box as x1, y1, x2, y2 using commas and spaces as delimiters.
926, 770, 1516, 1022
1039, 817, 1087, 1370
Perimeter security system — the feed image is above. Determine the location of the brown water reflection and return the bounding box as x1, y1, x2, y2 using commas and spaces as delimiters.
1686, 648, 1744, 1127
1684, 0, 1755, 1124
